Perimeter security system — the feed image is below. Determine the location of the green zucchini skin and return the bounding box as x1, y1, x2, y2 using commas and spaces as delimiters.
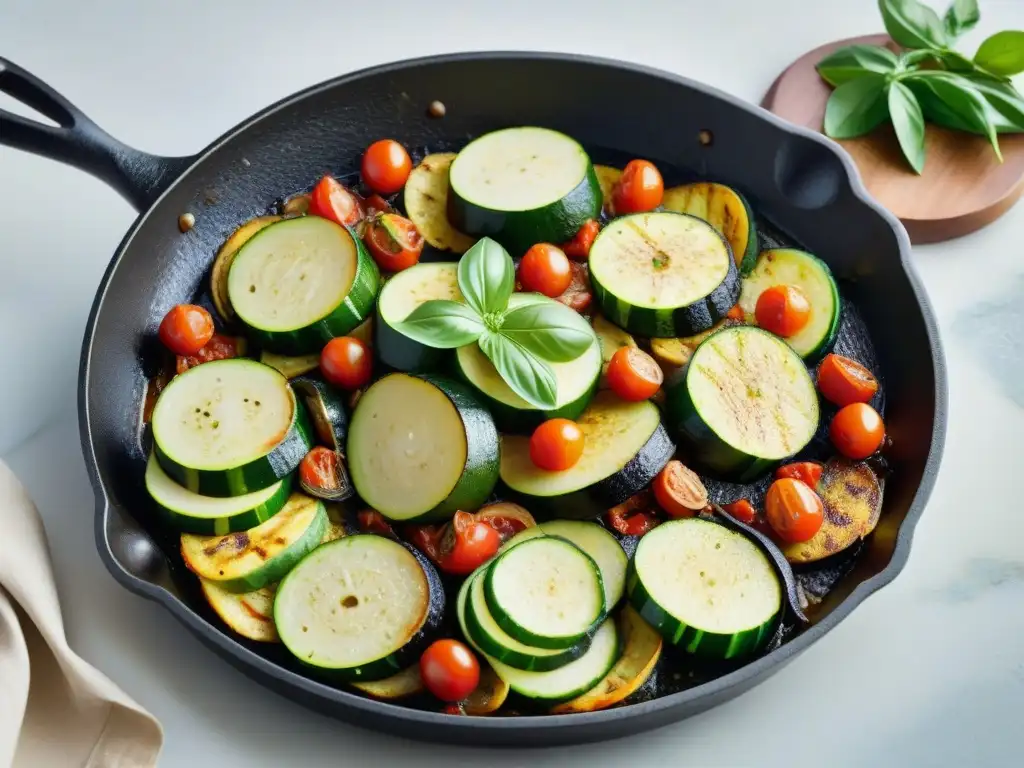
502, 423, 676, 520
375, 306, 451, 373
590, 242, 741, 339
447, 165, 601, 256
290, 374, 348, 452
155, 389, 315, 498
241, 228, 381, 355
736, 192, 760, 276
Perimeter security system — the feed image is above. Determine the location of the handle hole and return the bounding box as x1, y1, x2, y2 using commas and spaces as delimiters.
0, 92, 61, 127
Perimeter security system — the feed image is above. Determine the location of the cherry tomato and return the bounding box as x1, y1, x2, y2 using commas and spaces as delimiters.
299, 447, 342, 493
726, 304, 745, 321
361, 139, 412, 195
611, 159, 664, 215
606, 347, 663, 402
363, 193, 394, 216
554, 261, 593, 313
754, 284, 811, 338
529, 418, 585, 471
606, 492, 659, 537
765, 478, 824, 543
420, 639, 480, 703
358, 509, 396, 537
175, 332, 240, 374
829, 402, 885, 459
320, 336, 372, 390
721, 499, 757, 524
519, 243, 572, 298
310, 175, 363, 227
439, 511, 501, 575
652, 460, 708, 519
159, 304, 214, 356
774, 461, 824, 489
472, 502, 536, 544
561, 219, 600, 260
365, 213, 424, 273
817, 353, 879, 407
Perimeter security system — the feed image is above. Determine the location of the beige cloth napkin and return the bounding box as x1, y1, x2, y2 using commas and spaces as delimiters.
0, 459, 164, 767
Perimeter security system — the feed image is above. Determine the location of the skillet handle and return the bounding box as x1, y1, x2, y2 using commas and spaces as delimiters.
0, 57, 193, 211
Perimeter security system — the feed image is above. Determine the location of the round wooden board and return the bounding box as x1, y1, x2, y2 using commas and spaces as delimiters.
763, 34, 1024, 244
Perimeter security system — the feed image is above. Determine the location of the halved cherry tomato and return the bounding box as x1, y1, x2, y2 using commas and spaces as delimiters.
159, 304, 214, 356
310, 175, 363, 227
726, 304, 745, 321
519, 243, 572, 297
561, 219, 600, 260
439, 511, 501, 575
299, 447, 342, 494
320, 336, 372, 390
363, 193, 395, 216
765, 478, 824, 543
554, 262, 593, 313
529, 418, 585, 471
754, 284, 811, 338
472, 502, 536, 544
774, 461, 824, 489
358, 509, 395, 537
175, 332, 240, 374
606, 492, 659, 537
420, 639, 480, 703
829, 402, 885, 459
611, 159, 664, 215
652, 460, 708, 519
361, 139, 412, 195
606, 347, 663, 402
721, 498, 757, 524
365, 213, 424, 273
817, 353, 879, 407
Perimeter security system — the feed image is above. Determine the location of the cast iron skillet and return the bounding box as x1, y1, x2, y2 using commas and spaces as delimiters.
0, 52, 946, 747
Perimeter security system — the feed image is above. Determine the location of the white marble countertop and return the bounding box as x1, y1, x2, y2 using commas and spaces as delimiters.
2, 0, 1023, 765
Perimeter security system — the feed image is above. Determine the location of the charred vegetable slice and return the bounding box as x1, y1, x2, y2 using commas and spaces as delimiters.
461, 663, 510, 715
664, 326, 819, 482
662, 183, 758, 275
350, 665, 425, 700
290, 374, 348, 452
180, 493, 327, 593
550, 605, 662, 714
781, 459, 883, 564
589, 212, 740, 338
210, 215, 282, 323
200, 580, 279, 643
151, 358, 313, 497
403, 152, 475, 254
649, 319, 740, 378
593, 165, 622, 213
259, 350, 320, 379
375, 261, 462, 372
275, 535, 444, 682
628, 517, 780, 659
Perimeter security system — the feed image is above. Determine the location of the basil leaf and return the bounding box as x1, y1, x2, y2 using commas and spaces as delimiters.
479, 332, 558, 410
498, 301, 594, 363
962, 76, 1024, 132
457, 237, 515, 316
816, 45, 899, 86
944, 0, 979, 39
393, 299, 485, 348
935, 49, 979, 73
974, 31, 1024, 77
888, 81, 927, 173
909, 73, 1003, 159
900, 49, 940, 68
878, 0, 949, 50
823, 75, 890, 139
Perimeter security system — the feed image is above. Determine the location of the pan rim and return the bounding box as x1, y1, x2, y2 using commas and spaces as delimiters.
77, 49, 948, 737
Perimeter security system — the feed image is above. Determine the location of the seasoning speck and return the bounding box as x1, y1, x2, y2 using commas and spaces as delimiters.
427, 100, 446, 118
698, 129, 714, 146
241, 157, 251, 167
178, 212, 195, 232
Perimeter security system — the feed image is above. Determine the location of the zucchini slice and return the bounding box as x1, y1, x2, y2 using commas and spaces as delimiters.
210, 215, 282, 324
484, 536, 604, 650
499, 391, 675, 519
151, 358, 314, 497
649, 319, 740, 379
589, 212, 740, 338
375, 261, 462, 372
592, 314, 637, 389
200, 580, 279, 643
550, 605, 662, 714
738, 249, 840, 363
538, 520, 628, 610
259, 350, 320, 379
290, 374, 347, 453
350, 665, 425, 700
782, 459, 883, 564
487, 617, 619, 705
274, 535, 444, 682
145, 453, 292, 535
496, 524, 547, 554
180, 493, 327, 593
227, 216, 381, 355
627, 517, 781, 659
593, 165, 622, 215
662, 183, 758, 275
402, 152, 475, 254
347, 373, 499, 522
447, 127, 602, 255
461, 571, 589, 671
664, 326, 819, 482
454, 294, 602, 433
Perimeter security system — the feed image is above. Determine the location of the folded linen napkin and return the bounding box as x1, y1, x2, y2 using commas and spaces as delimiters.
0, 459, 163, 767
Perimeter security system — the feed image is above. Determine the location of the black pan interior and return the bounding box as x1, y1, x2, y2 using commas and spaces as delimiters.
80, 54, 942, 744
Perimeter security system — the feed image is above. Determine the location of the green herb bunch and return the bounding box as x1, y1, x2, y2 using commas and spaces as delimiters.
394, 237, 593, 409
818, 0, 1024, 173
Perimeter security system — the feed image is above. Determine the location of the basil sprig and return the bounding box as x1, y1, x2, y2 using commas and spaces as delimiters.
393, 237, 591, 409
815, 0, 1024, 173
